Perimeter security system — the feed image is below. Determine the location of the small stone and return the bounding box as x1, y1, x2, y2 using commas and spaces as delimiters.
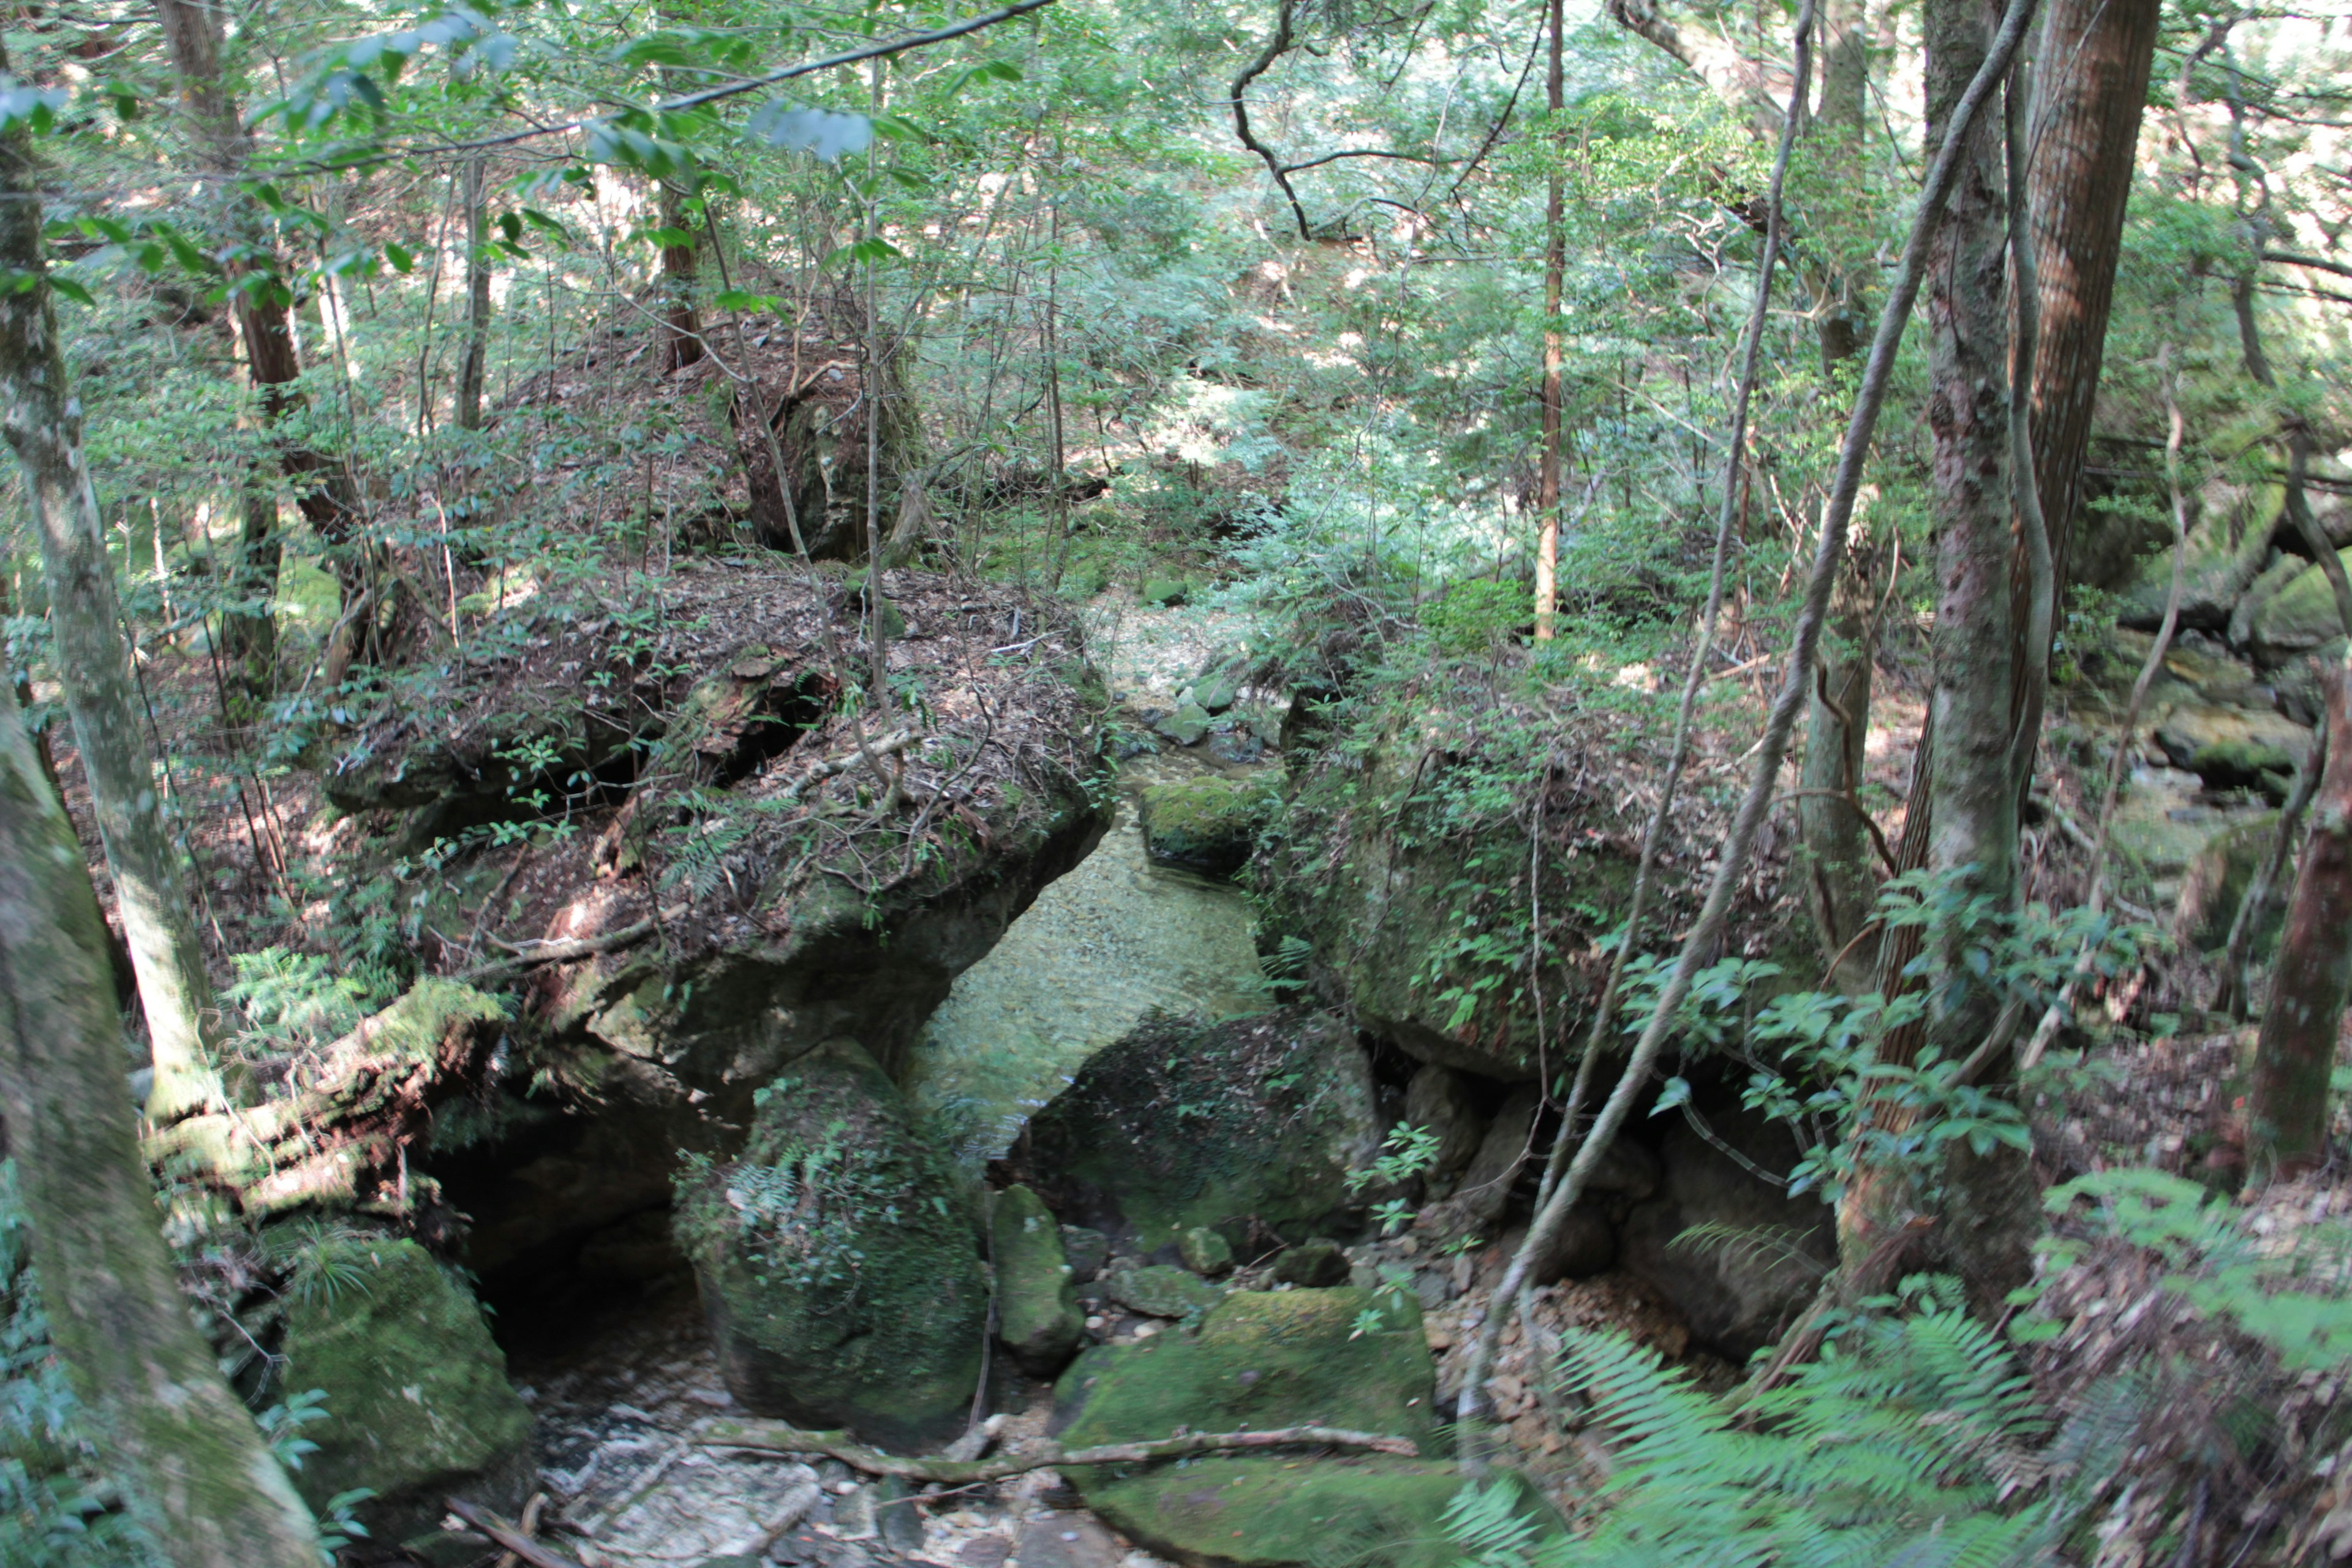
958, 1536, 1012, 1568
1084, 1314, 1107, 1332
833, 1485, 878, 1540
1017, 1515, 1124, 1568
686, 1386, 734, 1408
1178, 1226, 1235, 1276
1271, 1238, 1351, 1288
1106, 1262, 1223, 1318
1133, 1321, 1161, 1338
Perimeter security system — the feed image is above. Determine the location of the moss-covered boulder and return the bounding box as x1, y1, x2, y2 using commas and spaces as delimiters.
1016, 1008, 1379, 1250
1264, 685, 1704, 1080
2251, 546, 2352, 665
276, 1237, 533, 1544
1106, 1263, 1224, 1319
993, 1185, 1084, 1376
1140, 777, 1275, 876
1054, 1288, 1492, 1568
676, 1039, 987, 1450
2153, 704, 2309, 796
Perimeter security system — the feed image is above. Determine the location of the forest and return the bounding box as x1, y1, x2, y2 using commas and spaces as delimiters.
0, 0, 2349, 1561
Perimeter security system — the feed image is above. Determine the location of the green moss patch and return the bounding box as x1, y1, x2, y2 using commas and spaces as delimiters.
1139, 777, 1275, 876
994, 1185, 1084, 1376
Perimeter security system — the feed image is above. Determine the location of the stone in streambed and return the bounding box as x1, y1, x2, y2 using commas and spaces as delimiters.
1062, 1224, 1111, 1283
1139, 776, 1274, 875
1107, 1263, 1224, 1319
1178, 1226, 1235, 1276
674, 1039, 986, 1450
275, 1236, 534, 1545
1154, 703, 1213, 746
993, 1185, 1085, 1376
1270, 1237, 1351, 1287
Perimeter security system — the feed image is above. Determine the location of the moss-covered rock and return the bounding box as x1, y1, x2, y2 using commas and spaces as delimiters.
2153, 704, 2309, 796
1264, 685, 1703, 1080
993, 1185, 1084, 1376
1015, 1008, 1378, 1250
1178, 1226, 1234, 1276
1139, 777, 1274, 876
676, 1039, 987, 1450
276, 1237, 533, 1544
1154, 703, 1213, 747
1054, 1288, 1494, 1568
1106, 1263, 1224, 1319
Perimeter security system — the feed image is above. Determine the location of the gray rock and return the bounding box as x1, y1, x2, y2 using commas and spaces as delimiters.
1583, 1136, 1662, 1201
1061, 1225, 1111, 1283
1424, 1088, 1538, 1237
1017, 1516, 1126, 1568
959, 1536, 1013, 1567
1403, 1065, 1486, 1179
876, 1477, 925, 1552
1178, 1225, 1235, 1276
2154, 703, 2310, 795
1193, 655, 1250, 714
1619, 1110, 1834, 1359
1106, 1263, 1224, 1318
1204, 725, 1266, 767
1270, 1237, 1351, 1287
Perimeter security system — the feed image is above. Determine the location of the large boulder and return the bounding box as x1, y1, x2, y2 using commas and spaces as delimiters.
1054, 1287, 1502, 1568
2117, 481, 2277, 634
2152, 703, 2310, 796
674, 1039, 987, 1450
1139, 776, 1276, 876
2250, 546, 2352, 665
993, 1185, 1085, 1376
1264, 688, 1709, 1080
1016, 1008, 1379, 1251
1619, 1112, 1834, 1360
276, 1237, 534, 1545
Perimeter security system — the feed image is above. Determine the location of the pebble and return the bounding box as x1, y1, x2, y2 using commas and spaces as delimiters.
687, 1386, 734, 1408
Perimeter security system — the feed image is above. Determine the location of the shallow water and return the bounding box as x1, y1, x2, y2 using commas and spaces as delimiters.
902, 760, 1268, 1176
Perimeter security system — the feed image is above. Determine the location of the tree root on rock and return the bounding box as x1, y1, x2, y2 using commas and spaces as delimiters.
698, 1421, 1419, 1482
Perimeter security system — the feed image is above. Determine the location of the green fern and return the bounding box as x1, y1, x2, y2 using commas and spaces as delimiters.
1452, 1293, 2132, 1568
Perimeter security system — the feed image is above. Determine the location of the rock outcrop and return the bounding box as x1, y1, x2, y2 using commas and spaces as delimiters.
993, 1184, 1086, 1376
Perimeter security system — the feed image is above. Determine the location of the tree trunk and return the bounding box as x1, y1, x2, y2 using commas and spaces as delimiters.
1920, 0, 2036, 1309
2249, 650, 2352, 1181
1534, 0, 1564, 641
153, 0, 372, 690
2026, 0, 2159, 592
0, 679, 320, 1568
0, 78, 224, 1125
459, 155, 493, 432
1798, 0, 1881, 993
655, 177, 704, 375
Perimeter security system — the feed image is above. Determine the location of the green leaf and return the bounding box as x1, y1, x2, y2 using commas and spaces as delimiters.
383, 241, 415, 274
47, 276, 93, 306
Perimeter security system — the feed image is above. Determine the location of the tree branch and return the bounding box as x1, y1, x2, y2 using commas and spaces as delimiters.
1232, 0, 1319, 240
699, 1422, 1419, 1482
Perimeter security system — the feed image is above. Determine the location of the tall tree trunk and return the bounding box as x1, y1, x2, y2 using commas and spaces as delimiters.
1534, 0, 1564, 641
1798, 0, 1881, 992
2026, 0, 2160, 593
458, 155, 493, 432
153, 0, 372, 690
0, 678, 320, 1568
0, 79, 223, 1125
2249, 649, 2352, 1181
655, 176, 704, 375
1920, 0, 2037, 1309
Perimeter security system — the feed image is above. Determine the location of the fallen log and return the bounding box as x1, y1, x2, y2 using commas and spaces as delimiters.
698, 1420, 1418, 1483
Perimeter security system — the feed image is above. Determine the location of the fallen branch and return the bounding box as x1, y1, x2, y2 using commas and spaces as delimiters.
445, 1498, 587, 1568
778, 726, 916, 804
458, 905, 687, 982
698, 1421, 1418, 1482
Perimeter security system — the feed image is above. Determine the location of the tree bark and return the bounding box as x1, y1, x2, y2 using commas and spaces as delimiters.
459, 155, 494, 432
0, 74, 224, 1124
1534, 0, 1564, 641
2026, 0, 2159, 592
2250, 650, 2352, 1180
655, 176, 705, 375
0, 677, 320, 1567
1920, 0, 2037, 1308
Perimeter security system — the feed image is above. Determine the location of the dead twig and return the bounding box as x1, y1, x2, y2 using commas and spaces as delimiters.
699, 1421, 1419, 1482
447, 1497, 589, 1568
458, 905, 688, 981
